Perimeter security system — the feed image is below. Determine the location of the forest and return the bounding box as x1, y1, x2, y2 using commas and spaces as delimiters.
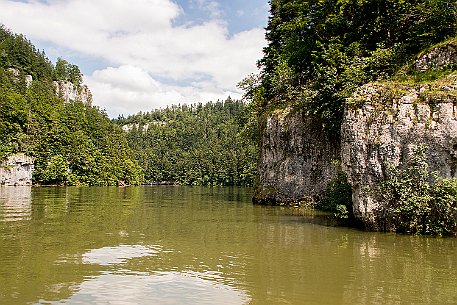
0, 25, 142, 186
243, 0, 457, 133
0, 24, 257, 187
114, 99, 258, 186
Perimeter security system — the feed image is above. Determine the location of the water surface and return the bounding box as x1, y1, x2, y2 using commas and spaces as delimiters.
0, 186, 456, 304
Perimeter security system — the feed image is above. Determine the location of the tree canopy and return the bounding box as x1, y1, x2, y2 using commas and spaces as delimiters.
247, 0, 457, 132
0, 25, 142, 185
115, 99, 258, 186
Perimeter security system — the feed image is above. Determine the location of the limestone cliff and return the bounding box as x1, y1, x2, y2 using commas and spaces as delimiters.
254, 108, 340, 205
53, 81, 92, 106
341, 77, 457, 229
0, 154, 34, 186
6, 68, 92, 105
254, 40, 457, 231
7, 68, 33, 87
414, 40, 457, 72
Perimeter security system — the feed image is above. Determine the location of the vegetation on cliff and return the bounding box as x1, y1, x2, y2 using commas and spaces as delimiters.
0, 25, 142, 185
244, 0, 457, 234
380, 146, 457, 236
243, 0, 457, 133
114, 99, 258, 186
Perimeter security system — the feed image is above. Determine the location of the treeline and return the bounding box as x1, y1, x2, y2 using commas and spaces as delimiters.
0, 25, 82, 84
242, 0, 457, 133
0, 25, 142, 185
115, 99, 258, 186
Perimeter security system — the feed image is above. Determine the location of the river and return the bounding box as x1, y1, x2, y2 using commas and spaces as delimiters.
0, 186, 456, 304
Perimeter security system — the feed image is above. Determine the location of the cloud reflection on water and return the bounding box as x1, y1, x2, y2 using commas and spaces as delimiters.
47, 245, 250, 305
50, 271, 250, 305
82, 245, 160, 266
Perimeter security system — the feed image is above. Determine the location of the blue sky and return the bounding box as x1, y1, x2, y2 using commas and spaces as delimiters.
0, 0, 270, 117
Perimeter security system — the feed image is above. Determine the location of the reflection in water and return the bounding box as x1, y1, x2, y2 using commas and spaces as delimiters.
0, 186, 32, 221
0, 186, 456, 305
44, 244, 250, 305
82, 245, 160, 266
45, 272, 250, 305
341, 234, 457, 305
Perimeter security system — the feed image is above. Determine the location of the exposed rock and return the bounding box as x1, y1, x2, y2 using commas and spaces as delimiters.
341, 83, 457, 229
0, 153, 35, 186
255, 41, 457, 231
254, 108, 340, 205
415, 41, 457, 72
6, 68, 33, 88
7, 67, 19, 77
53, 80, 92, 106
122, 123, 139, 132
25, 74, 33, 88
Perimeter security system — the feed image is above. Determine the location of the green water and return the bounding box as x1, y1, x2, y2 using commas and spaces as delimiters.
0, 186, 456, 305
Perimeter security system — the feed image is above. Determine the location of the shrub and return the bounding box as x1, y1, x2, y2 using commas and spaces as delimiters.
380, 146, 457, 236
320, 165, 353, 219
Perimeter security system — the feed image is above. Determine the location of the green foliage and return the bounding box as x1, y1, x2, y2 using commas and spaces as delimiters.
320, 164, 353, 219
0, 26, 142, 186
54, 57, 83, 87
36, 154, 69, 184
247, 0, 457, 133
380, 146, 457, 236
115, 98, 258, 186
0, 25, 54, 80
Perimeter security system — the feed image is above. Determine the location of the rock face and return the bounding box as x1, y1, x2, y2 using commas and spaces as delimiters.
0, 154, 35, 186
254, 108, 340, 205
341, 83, 457, 229
6, 68, 93, 104
255, 41, 457, 231
54, 81, 92, 106
7, 68, 33, 88
415, 41, 457, 72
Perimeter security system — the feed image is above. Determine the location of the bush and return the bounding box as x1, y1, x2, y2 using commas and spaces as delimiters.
320, 165, 353, 219
380, 146, 457, 236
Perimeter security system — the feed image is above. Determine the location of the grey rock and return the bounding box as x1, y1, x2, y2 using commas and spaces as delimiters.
341, 83, 457, 229
255, 40, 457, 230
25, 75, 33, 88
53, 80, 93, 106
6, 68, 33, 87
254, 108, 340, 205
415, 43, 457, 72
0, 154, 35, 186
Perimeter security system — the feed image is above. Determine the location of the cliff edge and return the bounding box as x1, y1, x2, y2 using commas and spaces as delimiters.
254, 40, 457, 233
254, 108, 340, 205
342, 76, 457, 229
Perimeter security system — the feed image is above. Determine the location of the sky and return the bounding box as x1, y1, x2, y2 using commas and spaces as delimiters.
0, 0, 269, 117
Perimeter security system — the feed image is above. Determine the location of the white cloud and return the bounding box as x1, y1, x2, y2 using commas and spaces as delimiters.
84, 65, 242, 117
0, 0, 266, 116
191, 0, 222, 18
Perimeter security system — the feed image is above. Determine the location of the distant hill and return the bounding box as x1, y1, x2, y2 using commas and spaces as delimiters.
114, 98, 258, 186
0, 25, 142, 185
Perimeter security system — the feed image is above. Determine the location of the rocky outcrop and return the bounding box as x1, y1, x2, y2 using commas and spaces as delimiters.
254, 40, 457, 231
0, 154, 35, 186
5, 68, 92, 104
254, 108, 340, 205
53, 81, 92, 106
7, 68, 33, 88
415, 40, 457, 72
341, 81, 457, 229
